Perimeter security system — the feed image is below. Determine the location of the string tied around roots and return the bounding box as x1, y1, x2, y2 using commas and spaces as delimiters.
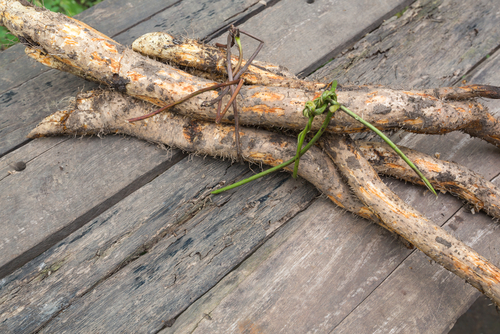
213, 80, 437, 196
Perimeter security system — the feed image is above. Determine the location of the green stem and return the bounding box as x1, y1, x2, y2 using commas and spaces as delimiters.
212, 108, 335, 194
293, 117, 313, 178
340, 105, 437, 196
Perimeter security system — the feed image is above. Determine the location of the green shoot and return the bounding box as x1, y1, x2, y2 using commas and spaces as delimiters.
339, 105, 437, 196
212, 80, 437, 197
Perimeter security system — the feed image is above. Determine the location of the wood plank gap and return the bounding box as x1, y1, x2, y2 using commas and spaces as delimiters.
32, 165, 223, 334
455, 42, 500, 86
0, 150, 186, 280
0, 0, 183, 96
329, 157, 500, 332
329, 183, 482, 334
203, 0, 282, 42
109, 0, 184, 40
299, 0, 416, 78
0, 138, 68, 181
27, 166, 257, 332
328, 243, 417, 334
155, 195, 320, 333
0, 138, 32, 160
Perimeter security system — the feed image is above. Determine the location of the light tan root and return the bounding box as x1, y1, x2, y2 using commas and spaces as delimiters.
131, 32, 326, 91
28, 89, 378, 225
322, 134, 500, 306
357, 141, 500, 219
3, 0, 497, 146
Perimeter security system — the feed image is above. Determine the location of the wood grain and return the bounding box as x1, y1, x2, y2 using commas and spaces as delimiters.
0, 156, 249, 333
0, 0, 287, 275
213, 0, 414, 76
332, 184, 500, 334
190, 198, 411, 334
0, 71, 97, 156
171, 0, 500, 332
0, 0, 180, 94
310, 0, 500, 89
0, 136, 185, 279
2, 0, 500, 332
115, 0, 262, 44
0, 0, 266, 156
0, 154, 318, 333
465, 46, 500, 85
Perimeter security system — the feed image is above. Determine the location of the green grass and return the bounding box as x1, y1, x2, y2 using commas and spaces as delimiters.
0, 0, 104, 50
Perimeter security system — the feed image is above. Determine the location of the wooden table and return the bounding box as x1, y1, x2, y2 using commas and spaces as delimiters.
1, 0, 500, 333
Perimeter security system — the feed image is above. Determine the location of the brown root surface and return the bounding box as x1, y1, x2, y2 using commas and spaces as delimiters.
357, 141, 500, 219
425, 85, 500, 100
6, 0, 498, 147
322, 134, 500, 306
131, 32, 326, 91
5, 0, 500, 307
28, 89, 377, 224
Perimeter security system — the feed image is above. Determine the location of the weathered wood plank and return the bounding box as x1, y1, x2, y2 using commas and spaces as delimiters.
0, 71, 98, 157
158, 201, 313, 334
166, 130, 500, 332
213, 0, 415, 76
310, 0, 500, 89
0, 0, 267, 156
115, 0, 263, 44
324, 10, 500, 334
170, 0, 500, 332
0, 136, 185, 279
0, 155, 318, 333
332, 186, 500, 334
2, 1, 499, 333
186, 159, 500, 334
0, 137, 67, 179
0, 0, 180, 94
464, 45, 500, 85
183, 199, 408, 334
0, 155, 247, 333
0, 0, 287, 272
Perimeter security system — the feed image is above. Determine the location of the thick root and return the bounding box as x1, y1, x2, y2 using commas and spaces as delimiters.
6, 0, 500, 309
322, 134, 500, 307
358, 141, 500, 219
131, 32, 326, 91
3, 0, 497, 146
28, 89, 378, 225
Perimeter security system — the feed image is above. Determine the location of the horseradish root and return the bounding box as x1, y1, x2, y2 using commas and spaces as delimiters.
4, 0, 498, 146
322, 134, 500, 306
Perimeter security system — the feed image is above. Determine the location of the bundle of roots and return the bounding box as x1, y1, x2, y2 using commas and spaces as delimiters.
2, 0, 500, 306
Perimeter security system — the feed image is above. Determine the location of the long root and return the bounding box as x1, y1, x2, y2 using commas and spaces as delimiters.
4, 0, 500, 307
131, 32, 326, 91
322, 134, 500, 306
6, 1, 498, 146
28, 89, 377, 224
357, 141, 500, 218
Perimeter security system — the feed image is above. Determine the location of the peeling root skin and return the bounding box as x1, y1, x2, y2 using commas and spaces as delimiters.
12, 6, 500, 147
132, 32, 326, 91
427, 85, 500, 100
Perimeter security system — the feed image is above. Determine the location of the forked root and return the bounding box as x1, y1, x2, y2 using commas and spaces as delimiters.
4, 0, 500, 307
27, 89, 500, 306
321, 134, 500, 306
7, 0, 498, 146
